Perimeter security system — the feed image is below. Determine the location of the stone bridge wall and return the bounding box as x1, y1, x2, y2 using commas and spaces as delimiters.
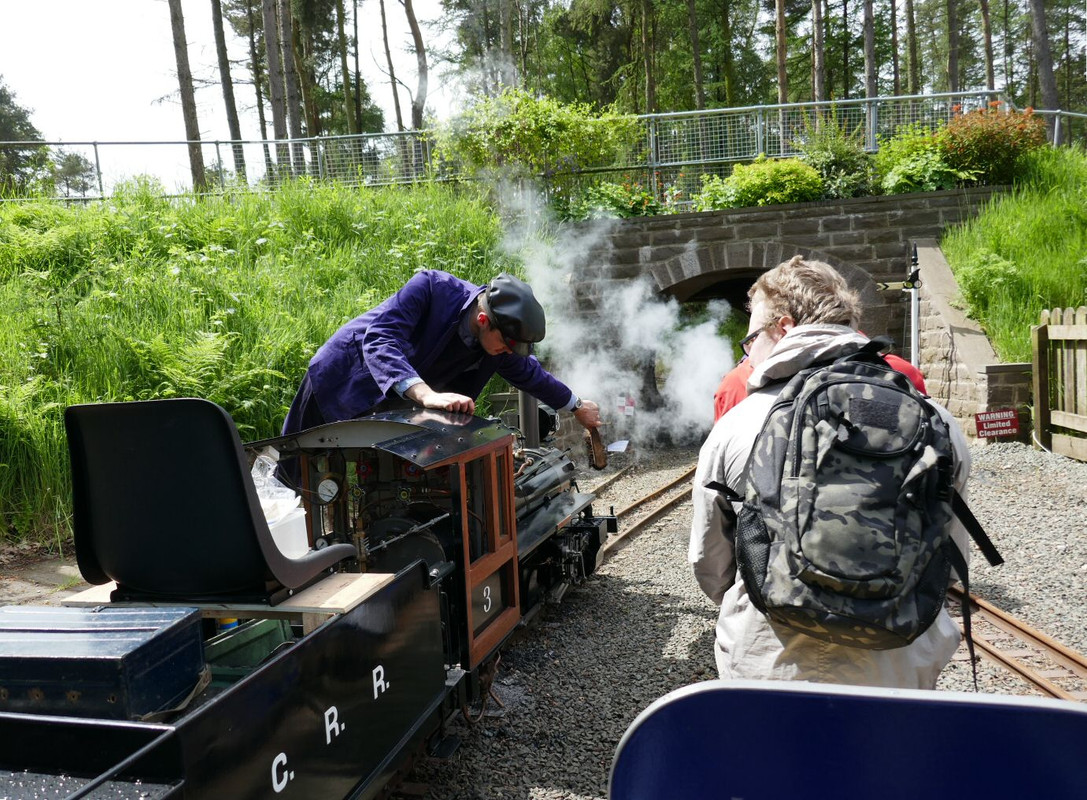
544, 187, 1034, 451
576, 186, 1000, 352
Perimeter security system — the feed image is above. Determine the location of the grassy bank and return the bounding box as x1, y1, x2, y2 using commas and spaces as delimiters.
0, 179, 508, 548
942, 147, 1087, 362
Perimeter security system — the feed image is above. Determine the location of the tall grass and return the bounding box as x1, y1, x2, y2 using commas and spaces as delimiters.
0, 179, 507, 549
942, 146, 1087, 362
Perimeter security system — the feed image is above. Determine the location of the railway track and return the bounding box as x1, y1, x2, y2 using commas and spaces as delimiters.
950, 586, 1087, 702
598, 465, 696, 557
594, 463, 1087, 703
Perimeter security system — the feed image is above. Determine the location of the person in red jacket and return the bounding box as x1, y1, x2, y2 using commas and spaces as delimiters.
713, 331, 926, 423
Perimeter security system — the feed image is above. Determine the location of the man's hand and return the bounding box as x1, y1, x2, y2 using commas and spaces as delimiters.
573, 399, 602, 429
405, 383, 476, 414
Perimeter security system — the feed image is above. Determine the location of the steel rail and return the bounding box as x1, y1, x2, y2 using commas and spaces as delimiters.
613, 466, 697, 520
599, 466, 696, 557
585, 465, 633, 497
950, 586, 1087, 702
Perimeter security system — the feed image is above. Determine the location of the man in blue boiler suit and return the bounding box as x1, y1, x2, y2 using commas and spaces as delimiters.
282, 270, 602, 436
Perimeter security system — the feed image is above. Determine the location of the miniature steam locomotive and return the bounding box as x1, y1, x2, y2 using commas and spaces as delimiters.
0, 399, 615, 799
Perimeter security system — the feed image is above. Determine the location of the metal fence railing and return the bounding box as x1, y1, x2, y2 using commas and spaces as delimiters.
1, 89, 1069, 204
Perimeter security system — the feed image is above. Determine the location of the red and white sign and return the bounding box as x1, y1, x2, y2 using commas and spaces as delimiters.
975, 408, 1020, 438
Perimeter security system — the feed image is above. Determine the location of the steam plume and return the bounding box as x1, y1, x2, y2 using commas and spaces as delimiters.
498, 183, 737, 446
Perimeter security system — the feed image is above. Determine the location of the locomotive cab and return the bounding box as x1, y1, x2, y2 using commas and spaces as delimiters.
270, 406, 610, 672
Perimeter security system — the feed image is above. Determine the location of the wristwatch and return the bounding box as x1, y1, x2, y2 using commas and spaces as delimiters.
573, 397, 583, 411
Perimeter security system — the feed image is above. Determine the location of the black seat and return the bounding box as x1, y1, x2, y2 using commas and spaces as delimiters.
66, 398, 357, 605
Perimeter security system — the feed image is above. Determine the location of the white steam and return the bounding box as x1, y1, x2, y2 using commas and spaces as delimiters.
498, 183, 737, 446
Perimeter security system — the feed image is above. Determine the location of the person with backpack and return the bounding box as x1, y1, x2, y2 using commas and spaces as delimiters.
688, 255, 973, 689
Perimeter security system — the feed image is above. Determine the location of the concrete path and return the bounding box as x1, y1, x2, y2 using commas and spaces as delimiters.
0, 556, 88, 607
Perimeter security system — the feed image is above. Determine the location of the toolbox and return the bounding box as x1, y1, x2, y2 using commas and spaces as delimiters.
0, 604, 204, 721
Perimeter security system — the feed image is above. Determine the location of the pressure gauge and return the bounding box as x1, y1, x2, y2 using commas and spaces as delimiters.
316, 475, 341, 504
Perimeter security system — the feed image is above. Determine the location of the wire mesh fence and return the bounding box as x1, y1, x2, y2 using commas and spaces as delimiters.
0, 90, 1064, 205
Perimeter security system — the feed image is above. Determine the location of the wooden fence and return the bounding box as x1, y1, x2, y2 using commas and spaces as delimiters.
1033, 306, 1087, 461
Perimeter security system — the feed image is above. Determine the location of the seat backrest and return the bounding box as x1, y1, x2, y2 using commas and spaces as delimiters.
66, 398, 355, 604
610, 680, 1087, 800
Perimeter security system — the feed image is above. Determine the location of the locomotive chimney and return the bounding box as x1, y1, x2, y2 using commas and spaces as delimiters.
518, 390, 540, 448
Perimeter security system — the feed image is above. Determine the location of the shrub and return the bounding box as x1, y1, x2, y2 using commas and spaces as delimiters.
561, 181, 663, 221
881, 151, 974, 194
954, 250, 1030, 315
939, 104, 1047, 186
875, 125, 972, 194
796, 119, 875, 199
432, 89, 641, 181
694, 156, 823, 210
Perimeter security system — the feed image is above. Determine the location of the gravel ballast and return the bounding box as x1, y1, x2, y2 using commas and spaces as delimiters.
409, 439, 1087, 799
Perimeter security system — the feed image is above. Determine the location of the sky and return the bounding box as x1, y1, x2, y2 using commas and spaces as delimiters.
0, 0, 455, 189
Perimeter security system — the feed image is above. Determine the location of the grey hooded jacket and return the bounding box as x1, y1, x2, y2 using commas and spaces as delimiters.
688, 324, 970, 688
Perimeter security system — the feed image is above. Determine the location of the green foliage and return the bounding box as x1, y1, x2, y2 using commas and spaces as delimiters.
693, 156, 823, 210
954, 251, 1030, 314
874, 124, 971, 194
939, 105, 1047, 186
942, 146, 1087, 361
795, 119, 875, 199
52, 151, 97, 197
0, 77, 50, 195
0, 180, 508, 548
881, 150, 975, 194
432, 89, 642, 180
559, 181, 663, 220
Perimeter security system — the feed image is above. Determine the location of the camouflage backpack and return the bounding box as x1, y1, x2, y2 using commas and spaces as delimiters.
719, 339, 1002, 651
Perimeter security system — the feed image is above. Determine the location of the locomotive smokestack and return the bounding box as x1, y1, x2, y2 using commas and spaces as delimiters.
518, 390, 540, 448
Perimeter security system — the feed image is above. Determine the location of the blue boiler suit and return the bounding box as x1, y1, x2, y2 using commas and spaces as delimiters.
282, 270, 574, 435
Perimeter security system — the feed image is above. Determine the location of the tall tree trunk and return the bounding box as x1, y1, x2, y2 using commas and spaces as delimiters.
775, 0, 787, 152
946, 0, 959, 92
519, 2, 530, 83
721, 0, 736, 105
1002, 0, 1014, 92
905, 0, 919, 94
380, 0, 405, 131
211, 0, 246, 182
1062, 4, 1071, 109
294, 18, 321, 140
498, 0, 515, 87
335, 0, 358, 134
978, 0, 995, 91
1027, 0, 1059, 133
243, 0, 274, 176
775, 0, 787, 104
277, 0, 306, 173
890, 0, 900, 95
401, 0, 428, 131
812, 0, 825, 102
261, 0, 290, 173
641, 0, 657, 113
353, 0, 364, 130
863, 0, 876, 97
841, 0, 850, 98
167, 0, 206, 190
686, 0, 705, 109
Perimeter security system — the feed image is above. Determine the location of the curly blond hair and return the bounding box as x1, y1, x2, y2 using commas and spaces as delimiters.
749, 255, 861, 327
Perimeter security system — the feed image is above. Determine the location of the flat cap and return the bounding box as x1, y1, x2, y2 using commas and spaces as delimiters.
483, 273, 546, 356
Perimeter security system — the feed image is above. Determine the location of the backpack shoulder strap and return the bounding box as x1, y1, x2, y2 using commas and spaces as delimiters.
704, 480, 742, 502
953, 490, 1004, 567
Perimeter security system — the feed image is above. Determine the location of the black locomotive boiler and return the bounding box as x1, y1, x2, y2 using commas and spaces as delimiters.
0, 398, 616, 799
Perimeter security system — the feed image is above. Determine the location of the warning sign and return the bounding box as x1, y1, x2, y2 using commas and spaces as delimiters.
975, 408, 1020, 439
